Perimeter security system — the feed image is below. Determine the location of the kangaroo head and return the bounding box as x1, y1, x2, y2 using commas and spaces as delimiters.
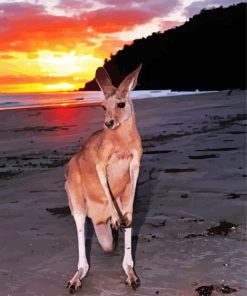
95, 65, 142, 130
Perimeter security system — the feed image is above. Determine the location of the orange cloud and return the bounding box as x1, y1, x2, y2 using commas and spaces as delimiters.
0, 0, 181, 92
0, 2, 164, 53
84, 8, 155, 33
0, 1, 181, 52
0, 3, 90, 52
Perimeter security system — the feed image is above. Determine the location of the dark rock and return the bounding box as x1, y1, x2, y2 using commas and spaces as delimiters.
207, 221, 238, 236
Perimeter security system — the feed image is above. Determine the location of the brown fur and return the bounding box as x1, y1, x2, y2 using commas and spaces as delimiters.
65, 101, 142, 224
65, 65, 143, 293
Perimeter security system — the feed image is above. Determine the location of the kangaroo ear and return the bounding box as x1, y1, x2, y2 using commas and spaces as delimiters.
95, 67, 116, 98
116, 64, 142, 98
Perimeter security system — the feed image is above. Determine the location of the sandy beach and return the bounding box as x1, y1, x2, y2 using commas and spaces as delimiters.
0, 90, 246, 296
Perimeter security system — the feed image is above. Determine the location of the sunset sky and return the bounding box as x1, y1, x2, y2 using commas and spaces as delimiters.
0, 0, 242, 93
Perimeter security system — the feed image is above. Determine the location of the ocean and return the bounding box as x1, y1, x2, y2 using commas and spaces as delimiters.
0, 90, 214, 111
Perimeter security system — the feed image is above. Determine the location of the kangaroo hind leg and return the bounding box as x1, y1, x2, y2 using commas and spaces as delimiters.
65, 180, 89, 294
123, 227, 140, 289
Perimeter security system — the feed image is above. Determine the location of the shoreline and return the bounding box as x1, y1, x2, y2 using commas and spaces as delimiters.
0, 99, 102, 112
0, 89, 221, 112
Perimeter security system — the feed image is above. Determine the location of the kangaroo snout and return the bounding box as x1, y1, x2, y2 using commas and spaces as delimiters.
105, 120, 114, 129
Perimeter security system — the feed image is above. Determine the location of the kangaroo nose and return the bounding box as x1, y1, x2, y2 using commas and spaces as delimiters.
105, 120, 114, 128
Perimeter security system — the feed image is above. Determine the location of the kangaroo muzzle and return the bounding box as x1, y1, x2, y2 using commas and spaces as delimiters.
105, 120, 114, 129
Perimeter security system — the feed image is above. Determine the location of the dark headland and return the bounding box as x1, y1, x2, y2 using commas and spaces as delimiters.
81, 3, 246, 92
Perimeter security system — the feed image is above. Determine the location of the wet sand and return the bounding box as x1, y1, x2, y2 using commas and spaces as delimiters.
0, 90, 246, 296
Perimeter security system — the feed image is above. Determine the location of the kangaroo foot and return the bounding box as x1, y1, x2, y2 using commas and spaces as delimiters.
67, 279, 81, 294
66, 269, 83, 294
125, 265, 140, 290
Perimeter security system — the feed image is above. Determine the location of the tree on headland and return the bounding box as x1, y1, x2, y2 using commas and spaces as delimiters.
81, 3, 246, 91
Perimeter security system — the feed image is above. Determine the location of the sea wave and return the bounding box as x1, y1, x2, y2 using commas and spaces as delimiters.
0, 90, 217, 111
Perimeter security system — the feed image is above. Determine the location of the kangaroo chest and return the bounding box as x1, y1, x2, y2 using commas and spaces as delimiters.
107, 148, 132, 181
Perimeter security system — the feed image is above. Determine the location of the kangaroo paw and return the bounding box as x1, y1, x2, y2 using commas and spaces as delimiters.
111, 212, 120, 230
122, 212, 132, 228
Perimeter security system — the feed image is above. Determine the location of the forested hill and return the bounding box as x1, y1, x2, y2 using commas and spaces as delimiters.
82, 3, 246, 91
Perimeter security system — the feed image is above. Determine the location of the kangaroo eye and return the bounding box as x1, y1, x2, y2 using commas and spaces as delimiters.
117, 102, 125, 108
102, 105, 106, 111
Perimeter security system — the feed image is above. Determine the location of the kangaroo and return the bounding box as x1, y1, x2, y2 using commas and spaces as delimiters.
65, 65, 143, 294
